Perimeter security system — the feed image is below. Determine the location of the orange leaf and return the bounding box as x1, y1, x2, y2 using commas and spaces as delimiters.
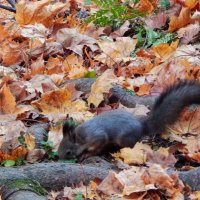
30, 55, 45, 75
135, 0, 157, 13
151, 40, 179, 62
15, 0, 51, 25
168, 7, 191, 32
46, 57, 63, 75
185, 0, 198, 9
0, 24, 9, 42
11, 146, 28, 160
0, 85, 17, 114
136, 84, 151, 96
15, 0, 65, 27
1, 40, 27, 65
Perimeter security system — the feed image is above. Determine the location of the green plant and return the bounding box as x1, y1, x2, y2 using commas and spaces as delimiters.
41, 141, 58, 160
86, 0, 144, 28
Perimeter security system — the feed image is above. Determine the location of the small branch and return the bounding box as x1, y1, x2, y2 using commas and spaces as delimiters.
0, 4, 16, 13
6, 0, 16, 8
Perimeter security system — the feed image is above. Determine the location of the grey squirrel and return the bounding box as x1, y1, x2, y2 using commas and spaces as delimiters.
58, 80, 200, 160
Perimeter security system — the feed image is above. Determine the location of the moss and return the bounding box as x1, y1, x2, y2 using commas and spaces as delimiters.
4, 179, 47, 195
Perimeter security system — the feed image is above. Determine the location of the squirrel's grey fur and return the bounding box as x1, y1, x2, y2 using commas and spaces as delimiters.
58, 80, 200, 160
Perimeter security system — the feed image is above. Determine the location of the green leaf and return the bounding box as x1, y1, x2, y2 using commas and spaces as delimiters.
84, 71, 96, 78
74, 191, 83, 200
2, 160, 15, 167
152, 33, 175, 46
15, 157, 26, 166
160, 0, 170, 9
18, 135, 25, 145
85, 0, 91, 5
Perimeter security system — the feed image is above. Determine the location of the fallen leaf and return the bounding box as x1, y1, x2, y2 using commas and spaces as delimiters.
88, 69, 117, 107
24, 133, 36, 151
0, 85, 17, 114
168, 7, 191, 32
151, 40, 179, 62
26, 149, 45, 163
113, 142, 153, 165
56, 28, 97, 56
96, 37, 137, 65
177, 24, 200, 44
21, 23, 49, 43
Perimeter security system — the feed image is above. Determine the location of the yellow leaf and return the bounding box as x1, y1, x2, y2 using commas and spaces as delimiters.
88, 69, 117, 107
25, 133, 36, 151
32, 87, 88, 114
151, 40, 179, 62
113, 142, 153, 165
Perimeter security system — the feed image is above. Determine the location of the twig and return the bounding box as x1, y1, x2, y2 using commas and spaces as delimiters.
0, 4, 16, 12
6, 0, 16, 8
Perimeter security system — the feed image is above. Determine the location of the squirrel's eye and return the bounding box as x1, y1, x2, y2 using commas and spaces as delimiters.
66, 149, 72, 156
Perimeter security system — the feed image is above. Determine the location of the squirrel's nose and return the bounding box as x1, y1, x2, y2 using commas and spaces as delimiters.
66, 149, 72, 156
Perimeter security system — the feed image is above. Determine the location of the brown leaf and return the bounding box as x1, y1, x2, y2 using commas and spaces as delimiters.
145, 12, 167, 29
147, 147, 177, 168
96, 37, 137, 65
21, 24, 49, 43
26, 149, 45, 163
110, 21, 130, 38
177, 24, 200, 44
30, 54, 45, 75
56, 28, 97, 56
15, 0, 66, 27
0, 85, 17, 114
168, 7, 191, 32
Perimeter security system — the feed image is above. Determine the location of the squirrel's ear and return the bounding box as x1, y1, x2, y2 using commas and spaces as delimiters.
62, 119, 78, 136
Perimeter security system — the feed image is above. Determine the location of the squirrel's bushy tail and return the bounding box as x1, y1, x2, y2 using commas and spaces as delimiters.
145, 80, 200, 135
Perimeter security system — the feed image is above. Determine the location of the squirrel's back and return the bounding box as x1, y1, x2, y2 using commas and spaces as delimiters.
75, 109, 144, 147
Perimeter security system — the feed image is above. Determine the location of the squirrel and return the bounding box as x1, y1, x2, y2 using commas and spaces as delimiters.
58, 80, 200, 160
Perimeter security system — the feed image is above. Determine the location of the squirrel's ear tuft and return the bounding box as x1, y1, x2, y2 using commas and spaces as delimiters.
62, 119, 78, 136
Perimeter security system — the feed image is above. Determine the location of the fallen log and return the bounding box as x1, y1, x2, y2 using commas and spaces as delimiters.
60, 78, 156, 108
0, 161, 200, 191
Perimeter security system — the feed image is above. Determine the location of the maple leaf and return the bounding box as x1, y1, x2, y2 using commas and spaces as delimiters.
151, 40, 179, 62
63, 53, 87, 79
30, 54, 45, 76
88, 69, 117, 107
21, 24, 50, 44
1, 40, 27, 65
95, 37, 137, 65
15, 0, 66, 27
110, 21, 130, 38
168, 7, 191, 32
24, 133, 36, 151
32, 86, 88, 114
56, 28, 97, 56
0, 24, 9, 42
0, 85, 17, 114
173, 44, 200, 65
113, 142, 153, 165
145, 12, 167, 29
135, 0, 157, 13
147, 147, 177, 168
46, 57, 63, 75
177, 24, 200, 44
